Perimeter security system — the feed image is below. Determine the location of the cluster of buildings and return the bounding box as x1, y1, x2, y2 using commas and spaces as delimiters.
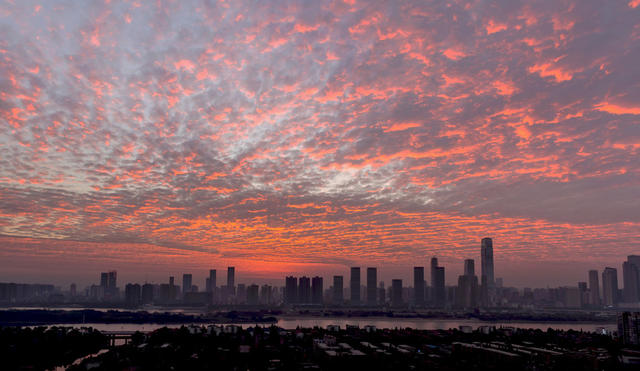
3, 239, 640, 312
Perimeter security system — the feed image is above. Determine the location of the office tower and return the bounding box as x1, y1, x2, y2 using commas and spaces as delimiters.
70, 283, 76, 296
433, 266, 446, 307
366, 268, 377, 306
391, 279, 403, 307
182, 274, 193, 295
413, 267, 425, 306
260, 284, 272, 305
125, 283, 141, 307
430, 257, 438, 300
588, 270, 601, 306
457, 260, 478, 308
285, 276, 298, 304
618, 312, 640, 345
333, 276, 344, 304
623, 261, 639, 303
100, 273, 108, 288
481, 238, 494, 286
602, 267, 619, 306
464, 259, 475, 276
378, 282, 386, 305
227, 267, 235, 295
141, 283, 154, 304
312, 276, 323, 305
208, 270, 216, 293
247, 284, 259, 305
298, 276, 311, 304
350, 267, 361, 305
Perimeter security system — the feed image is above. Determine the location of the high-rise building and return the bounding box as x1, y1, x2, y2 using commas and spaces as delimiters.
602, 267, 619, 307
182, 274, 192, 295
298, 276, 311, 304
413, 267, 425, 306
457, 260, 478, 308
623, 261, 639, 303
618, 312, 640, 345
629, 255, 640, 301
312, 276, 323, 305
433, 266, 446, 307
141, 283, 154, 304
100, 273, 108, 288
464, 259, 475, 276
227, 267, 235, 295
350, 267, 361, 305
480, 238, 494, 286
430, 257, 438, 301
208, 269, 216, 293
125, 283, 141, 307
588, 270, 600, 306
366, 268, 377, 306
333, 276, 344, 305
108, 271, 117, 290
391, 279, 403, 307
247, 284, 259, 305
285, 276, 297, 304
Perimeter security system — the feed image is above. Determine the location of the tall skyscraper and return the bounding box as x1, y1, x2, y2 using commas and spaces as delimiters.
366, 267, 377, 306
430, 257, 438, 300
285, 276, 297, 304
588, 270, 600, 306
433, 266, 446, 307
413, 267, 425, 306
602, 267, 619, 307
227, 267, 235, 295
391, 279, 403, 307
182, 273, 192, 295
350, 267, 361, 305
333, 275, 344, 304
312, 276, 323, 305
298, 276, 311, 304
247, 284, 259, 305
464, 259, 475, 276
623, 261, 639, 303
480, 238, 495, 286
208, 269, 216, 293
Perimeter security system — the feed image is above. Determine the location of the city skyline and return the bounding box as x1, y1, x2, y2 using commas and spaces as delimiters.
1, 1, 640, 286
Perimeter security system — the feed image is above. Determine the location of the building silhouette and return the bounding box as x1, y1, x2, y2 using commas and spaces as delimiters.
350, 267, 361, 305
588, 270, 600, 306
366, 268, 377, 306
312, 276, 323, 304
182, 274, 192, 295
298, 276, 311, 304
391, 279, 403, 307
602, 267, 619, 307
208, 270, 216, 293
285, 276, 297, 304
333, 276, 343, 305
227, 267, 235, 296
623, 261, 639, 303
413, 267, 425, 306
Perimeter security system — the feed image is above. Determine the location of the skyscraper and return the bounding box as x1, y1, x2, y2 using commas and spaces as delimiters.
285, 276, 297, 304
350, 267, 361, 305
433, 266, 446, 307
208, 269, 216, 293
182, 273, 192, 295
464, 259, 475, 276
227, 267, 235, 295
333, 275, 344, 305
430, 257, 438, 301
480, 238, 495, 286
602, 267, 619, 307
247, 284, 259, 305
391, 279, 403, 307
312, 276, 323, 304
366, 267, 377, 306
623, 261, 639, 303
298, 276, 311, 304
588, 270, 600, 306
413, 267, 425, 306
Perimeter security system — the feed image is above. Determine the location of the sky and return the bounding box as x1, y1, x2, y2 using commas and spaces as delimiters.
0, 0, 639, 288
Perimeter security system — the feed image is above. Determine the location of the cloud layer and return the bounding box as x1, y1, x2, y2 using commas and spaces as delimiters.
1, 0, 639, 284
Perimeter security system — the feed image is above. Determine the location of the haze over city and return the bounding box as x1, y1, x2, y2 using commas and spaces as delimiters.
1, 0, 639, 288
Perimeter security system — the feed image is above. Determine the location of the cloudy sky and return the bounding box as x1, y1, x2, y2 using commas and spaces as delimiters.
1, 0, 639, 287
